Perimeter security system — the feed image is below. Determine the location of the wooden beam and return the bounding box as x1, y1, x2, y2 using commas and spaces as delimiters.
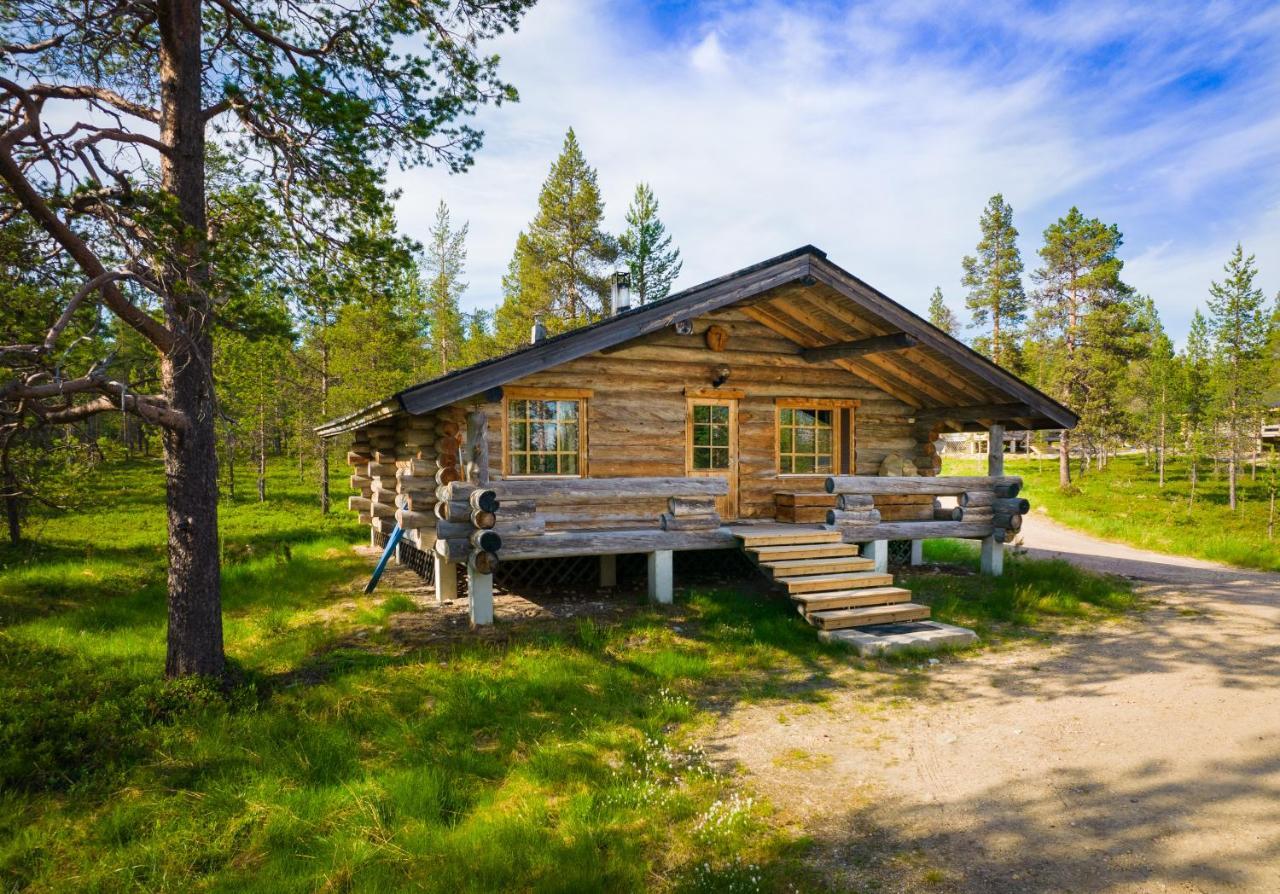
914, 403, 1039, 423
799, 333, 918, 363
825, 475, 1022, 495
988, 423, 1005, 476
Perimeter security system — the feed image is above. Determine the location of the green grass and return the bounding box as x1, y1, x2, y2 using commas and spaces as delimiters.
904, 540, 1136, 641
0, 456, 1134, 892
944, 452, 1280, 572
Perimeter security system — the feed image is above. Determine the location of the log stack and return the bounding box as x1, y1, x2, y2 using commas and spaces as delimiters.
434, 481, 502, 572
957, 481, 1026, 542
823, 475, 1026, 543
825, 493, 882, 529
660, 495, 721, 531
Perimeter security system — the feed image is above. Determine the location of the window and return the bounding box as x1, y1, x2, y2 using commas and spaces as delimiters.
778, 406, 835, 474
505, 391, 587, 476
690, 403, 732, 470
775, 399, 856, 475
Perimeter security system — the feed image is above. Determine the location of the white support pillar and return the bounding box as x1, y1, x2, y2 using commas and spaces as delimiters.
433, 553, 457, 603
909, 540, 924, 566
468, 564, 494, 625
599, 553, 617, 588
981, 536, 1004, 576
647, 550, 673, 605
862, 539, 889, 574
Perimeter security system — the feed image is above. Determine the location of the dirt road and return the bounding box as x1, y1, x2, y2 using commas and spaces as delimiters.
709, 513, 1280, 893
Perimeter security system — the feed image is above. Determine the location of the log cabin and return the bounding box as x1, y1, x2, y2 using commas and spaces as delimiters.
317, 245, 1076, 638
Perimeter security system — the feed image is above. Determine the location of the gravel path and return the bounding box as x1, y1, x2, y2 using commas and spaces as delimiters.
709, 512, 1280, 893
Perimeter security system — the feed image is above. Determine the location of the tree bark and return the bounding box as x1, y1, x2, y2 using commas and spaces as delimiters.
158, 0, 225, 678
257, 398, 266, 502
1058, 429, 1071, 489
2, 437, 20, 547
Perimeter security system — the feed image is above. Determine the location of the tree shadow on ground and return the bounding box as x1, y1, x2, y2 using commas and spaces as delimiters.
801, 741, 1280, 893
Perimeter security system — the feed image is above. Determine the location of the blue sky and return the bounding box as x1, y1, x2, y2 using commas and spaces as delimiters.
388, 0, 1280, 344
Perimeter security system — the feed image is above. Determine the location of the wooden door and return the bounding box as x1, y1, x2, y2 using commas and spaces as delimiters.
686, 397, 739, 520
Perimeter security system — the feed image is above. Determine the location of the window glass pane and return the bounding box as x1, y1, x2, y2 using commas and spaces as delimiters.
780, 408, 793, 425
557, 423, 577, 452
796, 427, 815, 452
780, 455, 793, 474
692, 424, 710, 446
711, 405, 729, 423
693, 404, 709, 423
511, 421, 528, 451
511, 454, 527, 475
561, 453, 578, 474
693, 446, 712, 470
558, 400, 578, 421
816, 428, 832, 455
816, 455, 832, 472
710, 423, 726, 447
508, 399, 525, 420
711, 447, 730, 469
794, 454, 815, 474
779, 428, 793, 452
817, 409, 833, 427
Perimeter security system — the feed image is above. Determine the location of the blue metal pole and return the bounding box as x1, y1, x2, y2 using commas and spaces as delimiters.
364, 525, 404, 594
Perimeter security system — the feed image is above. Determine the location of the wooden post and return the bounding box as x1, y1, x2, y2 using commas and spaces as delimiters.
909, 540, 923, 565
862, 539, 889, 573
468, 563, 494, 625
981, 536, 1004, 576
599, 553, 617, 588
433, 553, 457, 602
647, 550, 673, 604
464, 410, 489, 485
988, 424, 1005, 476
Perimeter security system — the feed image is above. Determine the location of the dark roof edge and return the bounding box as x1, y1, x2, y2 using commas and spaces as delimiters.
313, 397, 401, 438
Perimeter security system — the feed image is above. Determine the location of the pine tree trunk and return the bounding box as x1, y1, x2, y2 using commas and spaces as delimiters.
257, 399, 266, 502
225, 429, 235, 499
319, 342, 331, 514
158, 0, 224, 679
2, 437, 20, 547
1158, 409, 1166, 488
1059, 429, 1071, 488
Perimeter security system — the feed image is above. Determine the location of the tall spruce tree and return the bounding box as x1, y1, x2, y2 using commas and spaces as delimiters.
1031, 207, 1127, 489
927, 287, 958, 334
423, 201, 470, 374
962, 194, 1027, 366
619, 182, 682, 303
1206, 244, 1269, 510
1124, 296, 1178, 486
494, 129, 617, 348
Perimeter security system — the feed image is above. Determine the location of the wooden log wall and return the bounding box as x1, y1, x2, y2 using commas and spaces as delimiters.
467, 305, 931, 520
824, 475, 1025, 542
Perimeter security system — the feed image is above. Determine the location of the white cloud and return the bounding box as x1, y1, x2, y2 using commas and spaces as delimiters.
387, 0, 1280, 340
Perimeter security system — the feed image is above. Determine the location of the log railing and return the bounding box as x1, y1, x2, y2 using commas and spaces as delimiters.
824, 475, 1025, 543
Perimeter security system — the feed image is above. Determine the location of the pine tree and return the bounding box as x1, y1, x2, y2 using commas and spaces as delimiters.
1031, 207, 1127, 488
1182, 309, 1213, 505
927, 287, 958, 334
619, 183, 682, 303
423, 201, 469, 374
962, 194, 1027, 367
1206, 244, 1269, 510
1124, 296, 1178, 486
494, 129, 617, 347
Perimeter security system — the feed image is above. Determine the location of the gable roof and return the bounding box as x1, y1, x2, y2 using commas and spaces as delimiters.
315, 246, 1077, 437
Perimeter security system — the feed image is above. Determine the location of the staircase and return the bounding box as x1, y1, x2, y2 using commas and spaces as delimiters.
735, 526, 931, 630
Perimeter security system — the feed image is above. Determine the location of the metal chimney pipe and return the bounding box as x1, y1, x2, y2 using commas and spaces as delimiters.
611, 270, 632, 315
530, 314, 546, 344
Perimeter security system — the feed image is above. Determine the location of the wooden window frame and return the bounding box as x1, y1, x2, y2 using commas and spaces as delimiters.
685, 397, 737, 473
502, 387, 591, 478
775, 398, 858, 477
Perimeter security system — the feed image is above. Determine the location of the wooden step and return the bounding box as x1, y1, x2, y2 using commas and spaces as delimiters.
792, 586, 913, 613
762, 556, 875, 577
780, 571, 895, 594
750, 543, 863, 562
807, 602, 931, 630
736, 529, 843, 547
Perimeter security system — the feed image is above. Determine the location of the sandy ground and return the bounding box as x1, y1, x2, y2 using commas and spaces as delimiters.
708, 512, 1280, 893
